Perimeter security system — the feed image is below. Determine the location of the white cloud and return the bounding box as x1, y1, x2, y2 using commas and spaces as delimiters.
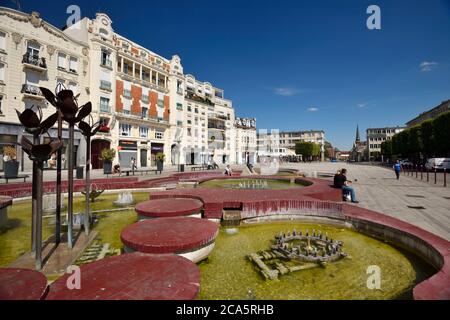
357, 103, 368, 108
273, 87, 300, 96
420, 61, 438, 72
307, 107, 318, 112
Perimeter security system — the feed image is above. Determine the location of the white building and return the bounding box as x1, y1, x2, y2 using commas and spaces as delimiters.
279, 130, 326, 161
1, 8, 246, 170
234, 117, 257, 164
366, 126, 405, 160
0, 8, 89, 172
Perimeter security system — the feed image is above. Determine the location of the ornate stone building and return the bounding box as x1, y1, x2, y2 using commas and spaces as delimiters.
0, 7, 89, 172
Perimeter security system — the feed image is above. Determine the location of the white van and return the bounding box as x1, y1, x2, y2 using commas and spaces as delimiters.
425, 158, 450, 170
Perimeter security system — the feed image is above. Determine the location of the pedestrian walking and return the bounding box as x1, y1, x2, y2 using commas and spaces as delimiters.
393, 160, 401, 180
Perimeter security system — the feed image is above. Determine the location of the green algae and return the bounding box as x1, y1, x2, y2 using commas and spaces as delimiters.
197, 222, 436, 300
0, 192, 148, 267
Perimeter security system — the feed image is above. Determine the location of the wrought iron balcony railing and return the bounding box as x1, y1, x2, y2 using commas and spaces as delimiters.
21, 83, 42, 96
22, 53, 47, 69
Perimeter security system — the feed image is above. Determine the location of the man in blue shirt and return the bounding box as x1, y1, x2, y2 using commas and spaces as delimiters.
393, 160, 401, 180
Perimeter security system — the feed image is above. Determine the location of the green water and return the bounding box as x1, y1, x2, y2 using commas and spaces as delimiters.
198, 222, 435, 300
0, 192, 146, 267
199, 178, 307, 190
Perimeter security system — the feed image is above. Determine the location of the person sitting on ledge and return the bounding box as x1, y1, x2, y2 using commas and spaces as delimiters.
334, 168, 359, 203
333, 169, 341, 188
224, 164, 232, 176
113, 164, 121, 175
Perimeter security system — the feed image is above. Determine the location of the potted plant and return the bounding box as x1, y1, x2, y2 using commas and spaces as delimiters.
3, 146, 19, 178
155, 152, 165, 173
100, 148, 116, 174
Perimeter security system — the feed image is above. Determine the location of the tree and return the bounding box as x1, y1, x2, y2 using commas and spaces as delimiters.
381, 140, 393, 160
295, 142, 315, 161
420, 119, 434, 158
407, 125, 422, 162
432, 111, 450, 157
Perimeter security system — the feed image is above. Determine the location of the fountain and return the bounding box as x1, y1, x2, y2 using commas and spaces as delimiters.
201, 178, 305, 190
113, 191, 134, 207
248, 229, 348, 280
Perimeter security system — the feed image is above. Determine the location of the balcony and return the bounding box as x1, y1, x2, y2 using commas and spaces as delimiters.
22, 53, 47, 71
185, 91, 214, 106
98, 125, 110, 133
100, 80, 112, 91
208, 123, 226, 130
21, 84, 44, 99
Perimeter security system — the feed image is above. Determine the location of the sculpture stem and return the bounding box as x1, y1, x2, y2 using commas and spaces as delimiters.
67, 124, 74, 249
31, 135, 39, 255
55, 110, 62, 245
84, 135, 90, 235
35, 160, 43, 270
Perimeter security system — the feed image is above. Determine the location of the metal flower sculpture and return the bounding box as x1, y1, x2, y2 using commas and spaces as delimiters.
20, 134, 61, 270
15, 106, 58, 136
77, 116, 102, 235
40, 88, 91, 124
15, 105, 58, 264
21, 136, 62, 162
40, 86, 93, 248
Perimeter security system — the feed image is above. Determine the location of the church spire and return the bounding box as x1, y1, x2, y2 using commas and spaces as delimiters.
355, 125, 360, 143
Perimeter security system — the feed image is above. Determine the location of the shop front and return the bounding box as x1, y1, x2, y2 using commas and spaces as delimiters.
118, 140, 138, 168
150, 143, 164, 166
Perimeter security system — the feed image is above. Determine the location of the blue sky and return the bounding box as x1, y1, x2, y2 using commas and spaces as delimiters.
5, 0, 450, 150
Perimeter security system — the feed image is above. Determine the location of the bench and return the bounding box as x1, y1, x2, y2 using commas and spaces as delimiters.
0, 174, 30, 184
190, 165, 208, 171
120, 168, 162, 176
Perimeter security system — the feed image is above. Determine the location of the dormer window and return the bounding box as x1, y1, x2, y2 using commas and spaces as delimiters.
99, 28, 108, 37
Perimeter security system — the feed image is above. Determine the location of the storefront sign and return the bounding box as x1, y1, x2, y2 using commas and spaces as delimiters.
119, 140, 138, 150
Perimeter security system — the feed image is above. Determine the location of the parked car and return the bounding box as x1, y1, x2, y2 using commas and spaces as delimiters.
425, 158, 450, 170
399, 160, 413, 166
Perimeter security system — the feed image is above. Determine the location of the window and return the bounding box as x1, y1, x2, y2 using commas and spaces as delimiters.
100, 80, 111, 91
142, 94, 149, 104
0, 32, 5, 51
157, 99, 164, 108
100, 97, 110, 112
187, 105, 192, 112
69, 57, 78, 73
176, 103, 182, 110
119, 123, 132, 136
68, 82, 77, 95
101, 49, 112, 67
123, 89, 131, 99
194, 107, 198, 114
27, 41, 40, 57
141, 107, 148, 118
187, 120, 192, 125
155, 131, 163, 139
139, 126, 148, 138
58, 53, 66, 69
0, 63, 4, 82
187, 128, 192, 136
177, 120, 183, 126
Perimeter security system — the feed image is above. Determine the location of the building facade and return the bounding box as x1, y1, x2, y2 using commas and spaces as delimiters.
0, 8, 89, 172
366, 126, 405, 160
279, 130, 325, 161
406, 99, 450, 127
64, 12, 238, 168
234, 117, 257, 164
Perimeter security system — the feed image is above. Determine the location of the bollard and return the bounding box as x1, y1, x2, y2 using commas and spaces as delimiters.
420, 165, 423, 180
434, 169, 437, 184
445, 168, 447, 187
426, 167, 429, 182
415, 165, 418, 178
